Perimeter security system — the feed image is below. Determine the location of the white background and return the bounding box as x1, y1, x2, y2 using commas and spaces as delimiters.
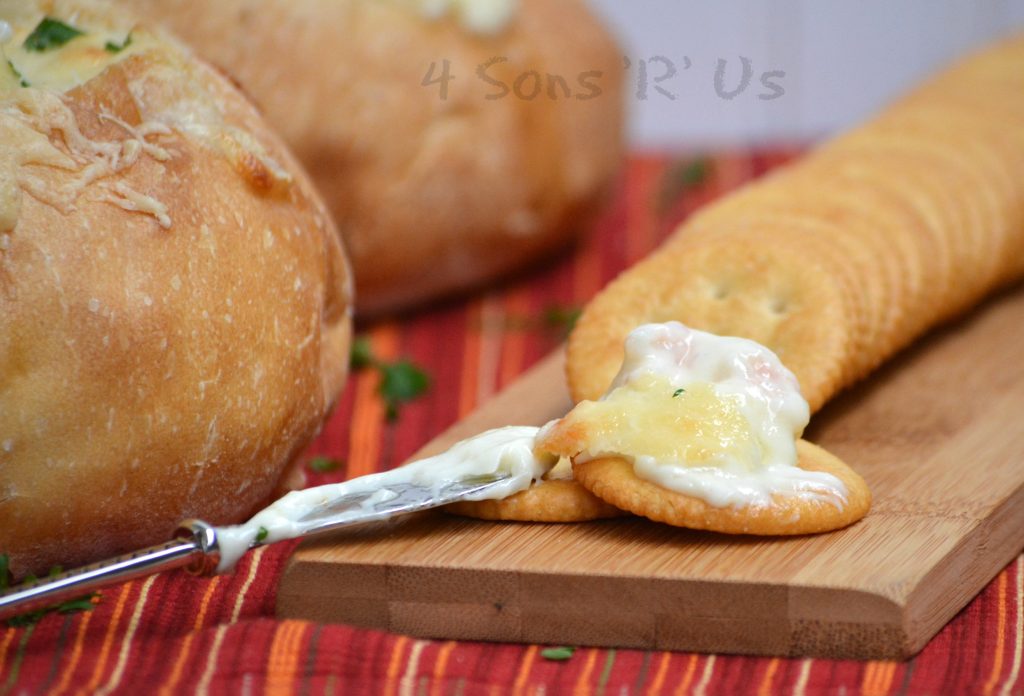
588, 0, 1024, 149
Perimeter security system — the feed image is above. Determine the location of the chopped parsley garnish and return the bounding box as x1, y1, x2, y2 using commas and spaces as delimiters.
541, 304, 582, 336
23, 17, 84, 52
349, 336, 375, 370
541, 646, 576, 661
104, 33, 132, 53
350, 337, 431, 422
6, 59, 28, 87
659, 156, 712, 212
5, 596, 100, 628
672, 388, 685, 398
675, 157, 711, 187
0, 553, 100, 627
483, 303, 583, 338
379, 360, 430, 422
308, 456, 343, 474
54, 596, 98, 614
255, 527, 269, 543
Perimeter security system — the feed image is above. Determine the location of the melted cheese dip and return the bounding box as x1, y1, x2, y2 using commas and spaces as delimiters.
215, 323, 846, 572
559, 322, 847, 508
214, 426, 555, 571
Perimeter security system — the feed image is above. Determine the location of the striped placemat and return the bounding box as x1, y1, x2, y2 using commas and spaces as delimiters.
1, 151, 1021, 695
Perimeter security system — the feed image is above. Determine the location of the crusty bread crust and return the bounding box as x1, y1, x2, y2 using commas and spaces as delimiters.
133, 0, 625, 314
0, 3, 352, 577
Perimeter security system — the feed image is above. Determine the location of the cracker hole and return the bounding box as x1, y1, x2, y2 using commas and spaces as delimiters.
710, 284, 730, 300
769, 298, 789, 315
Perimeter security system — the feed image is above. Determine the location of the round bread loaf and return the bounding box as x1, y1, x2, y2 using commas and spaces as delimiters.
132, 0, 625, 315
0, 0, 352, 577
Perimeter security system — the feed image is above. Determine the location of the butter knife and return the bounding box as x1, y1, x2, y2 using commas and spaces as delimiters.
0, 473, 510, 621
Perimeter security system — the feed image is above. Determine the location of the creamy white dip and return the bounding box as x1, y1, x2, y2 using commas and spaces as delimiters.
215, 322, 848, 572
564, 321, 848, 509
214, 425, 554, 571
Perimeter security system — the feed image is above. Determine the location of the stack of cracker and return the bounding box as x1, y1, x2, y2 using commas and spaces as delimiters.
451, 33, 1024, 532
569, 34, 1024, 413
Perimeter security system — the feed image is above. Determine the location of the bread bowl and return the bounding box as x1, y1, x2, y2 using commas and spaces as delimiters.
132, 0, 625, 314
0, 0, 352, 577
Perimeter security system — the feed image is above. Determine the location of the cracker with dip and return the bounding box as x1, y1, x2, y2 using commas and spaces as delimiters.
538, 322, 871, 535
451, 33, 1024, 531
571, 34, 1024, 410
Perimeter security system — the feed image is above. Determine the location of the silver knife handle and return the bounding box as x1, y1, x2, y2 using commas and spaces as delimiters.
0, 519, 220, 621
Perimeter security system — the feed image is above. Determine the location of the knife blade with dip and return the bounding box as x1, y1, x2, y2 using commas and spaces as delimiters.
0, 320, 862, 620
0, 426, 556, 620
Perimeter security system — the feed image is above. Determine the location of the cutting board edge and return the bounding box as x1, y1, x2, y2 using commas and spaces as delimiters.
277, 554, 915, 659
282, 549, 912, 604
901, 477, 1024, 655
278, 287, 1024, 659
277, 489, 1024, 660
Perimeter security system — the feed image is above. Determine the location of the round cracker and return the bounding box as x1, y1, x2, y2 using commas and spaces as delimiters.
874, 103, 1020, 284
686, 189, 896, 389
806, 145, 968, 346
567, 230, 854, 413
751, 174, 921, 381
792, 161, 933, 355
917, 88, 1024, 280
573, 439, 871, 536
839, 131, 1002, 307
820, 129, 992, 319
444, 478, 626, 522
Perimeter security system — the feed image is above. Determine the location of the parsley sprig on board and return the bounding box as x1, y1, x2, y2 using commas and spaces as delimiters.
541, 646, 576, 661
308, 456, 343, 474
540, 304, 582, 337
477, 303, 582, 340
0, 554, 100, 627
658, 156, 712, 212
350, 337, 431, 422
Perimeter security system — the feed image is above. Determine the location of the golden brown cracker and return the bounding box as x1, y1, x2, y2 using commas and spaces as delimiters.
685, 194, 895, 386
444, 478, 625, 522
566, 228, 855, 413
567, 36, 1024, 414
803, 150, 960, 348
759, 183, 912, 380
572, 440, 871, 536
545, 33, 1024, 541
795, 168, 929, 346
736, 230, 870, 391
833, 134, 1001, 306
862, 147, 986, 322
871, 104, 1022, 285
918, 35, 1024, 96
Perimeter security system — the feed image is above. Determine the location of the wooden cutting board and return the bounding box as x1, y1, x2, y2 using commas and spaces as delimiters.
277, 287, 1024, 660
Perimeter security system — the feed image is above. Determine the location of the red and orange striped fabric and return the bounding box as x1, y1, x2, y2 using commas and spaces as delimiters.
2, 152, 1022, 695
